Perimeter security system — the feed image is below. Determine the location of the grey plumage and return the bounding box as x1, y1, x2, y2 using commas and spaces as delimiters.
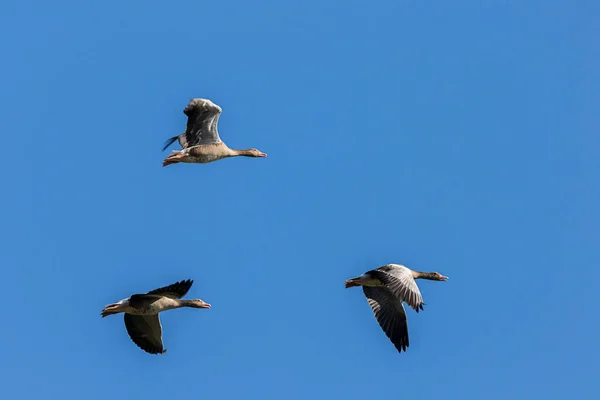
161, 98, 266, 166
101, 279, 210, 355
124, 314, 166, 354
162, 99, 222, 151
345, 264, 447, 353
368, 267, 424, 312
362, 286, 409, 352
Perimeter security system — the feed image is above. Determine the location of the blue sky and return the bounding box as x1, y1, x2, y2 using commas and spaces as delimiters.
2, 0, 599, 398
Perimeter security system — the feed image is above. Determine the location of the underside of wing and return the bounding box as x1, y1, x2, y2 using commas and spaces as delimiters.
183, 98, 222, 147
147, 279, 194, 299
123, 314, 165, 355
369, 267, 424, 312
362, 286, 409, 353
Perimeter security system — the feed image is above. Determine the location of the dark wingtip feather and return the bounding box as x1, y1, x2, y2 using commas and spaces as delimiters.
393, 328, 410, 353
162, 135, 179, 151
179, 279, 194, 288
167, 279, 194, 296
146, 279, 194, 298
395, 342, 409, 353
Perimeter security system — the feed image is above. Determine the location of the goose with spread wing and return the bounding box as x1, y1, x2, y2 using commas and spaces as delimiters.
101, 279, 210, 354
345, 264, 447, 353
162, 98, 267, 166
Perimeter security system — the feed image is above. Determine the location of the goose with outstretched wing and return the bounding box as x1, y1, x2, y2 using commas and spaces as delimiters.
162, 98, 267, 166
101, 279, 210, 354
345, 264, 447, 353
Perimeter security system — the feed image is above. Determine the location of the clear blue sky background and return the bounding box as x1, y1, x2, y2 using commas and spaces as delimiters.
1, 0, 598, 398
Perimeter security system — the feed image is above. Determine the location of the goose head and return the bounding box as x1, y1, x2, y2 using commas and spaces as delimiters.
245, 148, 267, 158
185, 299, 211, 309
431, 272, 448, 281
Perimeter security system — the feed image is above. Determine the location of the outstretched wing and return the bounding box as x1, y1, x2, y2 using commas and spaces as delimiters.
182, 98, 222, 147
123, 314, 166, 355
368, 265, 424, 312
147, 279, 194, 299
362, 286, 409, 353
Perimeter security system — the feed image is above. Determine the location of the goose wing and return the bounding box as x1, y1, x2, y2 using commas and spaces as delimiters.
180, 98, 222, 147
368, 265, 424, 312
123, 314, 166, 354
362, 286, 409, 352
146, 279, 193, 299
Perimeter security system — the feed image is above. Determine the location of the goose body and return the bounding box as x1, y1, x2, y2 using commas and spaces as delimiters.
103, 296, 183, 315
162, 98, 267, 166
345, 264, 447, 353
101, 279, 210, 354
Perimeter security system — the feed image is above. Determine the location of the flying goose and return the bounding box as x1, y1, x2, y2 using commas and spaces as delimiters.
162, 98, 267, 166
101, 279, 210, 354
345, 264, 447, 353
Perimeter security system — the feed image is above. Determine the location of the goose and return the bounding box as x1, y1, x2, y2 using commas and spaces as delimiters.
162, 98, 267, 166
344, 264, 447, 353
101, 279, 210, 354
